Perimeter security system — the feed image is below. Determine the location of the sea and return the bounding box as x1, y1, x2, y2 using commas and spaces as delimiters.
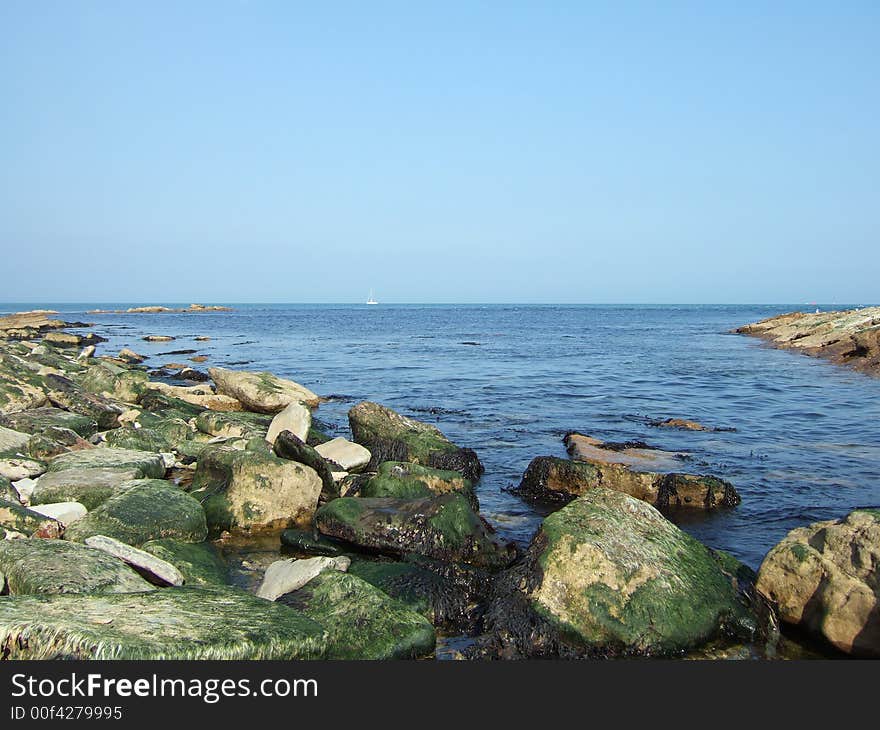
4, 303, 879, 573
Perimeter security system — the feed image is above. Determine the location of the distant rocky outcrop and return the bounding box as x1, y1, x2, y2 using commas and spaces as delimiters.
735, 306, 880, 376
87, 304, 233, 314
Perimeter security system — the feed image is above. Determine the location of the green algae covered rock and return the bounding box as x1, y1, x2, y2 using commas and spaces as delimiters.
0, 407, 98, 438
348, 401, 483, 482
104, 417, 191, 453
0, 475, 19, 503
195, 409, 271, 440
0, 585, 327, 659
31, 466, 144, 511
77, 362, 149, 404
0, 538, 153, 595
277, 571, 435, 659
209, 367, 320, 413
64, 479, 207, 546
316, 493, 515, 569
191, 442, 322, 534
46, 447, 167, 479
478, 488, 754, 658
0, 499, 63, 537
44, 374, 125, 430
26, 426, 93, 460
360, 461, 477, 508
140, 538, 229, 586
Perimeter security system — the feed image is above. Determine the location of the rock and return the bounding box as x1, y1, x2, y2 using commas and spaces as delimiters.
85, 535, 185, 586
140, 538, 229, 586
104, 419, 191, 453
348, 401, 484, 482
28, 501, 87, 526
64, 479, 208, 546
316, 493, 515, 569
146, 381, 242, 411
360, 461, 477, 507
277, 571, 436, 660
564, 433, 687, 470
314, 437, 371, 472
256, 555, 351, 601
0, 457, 46, 481
736, 306, 880, 377
0, 424, 30, 454
195, 336, 211, 341
190, 442, 322, 533
0, 407, 98, 438
195, 409, 270, 439
209, 367, 320, 412
143, 335, 175, 342
0, 347, 51, 412
27, 425, 93, 460
1, 476, 20, 503
650, 417, 728, 432
477, 489, 755, 658
31, 466, 144, 510
118, 348, 146, 364
280, 528, 348, 557
0, 538, 154, 595
0, 498, 63, 537
45, 446, 167, 479
266, 401, 311, 445
77, 362, 149, 403
0, 585, 327, 659
756, 509, 880, 657
77, 345, 96, 360
44, 374, 125, 429
273, 431, 339, 500
43, 331, 106, 349
10, 477, 37, 504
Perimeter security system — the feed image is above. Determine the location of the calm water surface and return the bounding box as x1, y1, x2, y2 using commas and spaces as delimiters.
7, 303, 879, 571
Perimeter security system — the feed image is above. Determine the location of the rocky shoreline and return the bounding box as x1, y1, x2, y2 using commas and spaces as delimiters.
736, 306, 880, 377
0, 310, 877, 659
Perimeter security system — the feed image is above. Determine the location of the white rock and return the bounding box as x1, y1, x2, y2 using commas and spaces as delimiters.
28, 501, 87, 526
315, 437, 371, 472
256, 555, 350, 601
0, 425, 29, 454
85, 534, 184, 586
265, 401, 311, 445
160, 452, 176, 469
331, 471, 349, 483
11, 477, 38, 505
0, 458, 46, 481
77, 345, 96, 360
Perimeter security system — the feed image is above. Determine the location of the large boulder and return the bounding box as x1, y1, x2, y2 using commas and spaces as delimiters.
360, 461, 477, 508
477, 488, 755, 657
190, 442, 322, 534
26, 426, 93, 460
64, 479, 208, 546
756, 509, 880, 657
316, 493, 515, 569
0, 538, 153, 595
273, 431, 339, 500
277, 571, 436, 659
348, 401, 483, 482
209, 367, 320, 413
0, 586, 327, 659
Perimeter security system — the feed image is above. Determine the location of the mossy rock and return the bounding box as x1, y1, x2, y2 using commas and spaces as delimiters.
277, 571, 435, 659
137, 390, 206, 420
273, 431, 339, 500
361, 461, 477, 508
0, 498, 63, 537
195, 410, 271, 440
27, 426, 92, 460
140, 538, 229, 586
31, 466, 145, 511
280, 528, 348, 557
64, 479, 207, 546
0, 407, 98, 438
44, 374, 124, 430
104, 419, 191, 453
0, 475, 19, 503
77, 362, 149, 404
0, 538, 154, 595
478, 488, 755, 658
316, 493, 515, 569
348, 401, 483, 482
46, 447, 167, 479
0, 585, 327, 659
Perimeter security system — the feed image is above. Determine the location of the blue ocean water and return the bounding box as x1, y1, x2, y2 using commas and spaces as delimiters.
6, 303, 880, 570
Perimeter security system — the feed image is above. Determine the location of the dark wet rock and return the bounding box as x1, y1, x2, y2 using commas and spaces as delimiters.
316, 493, 515, 569
140, 538, 229, 586
277, 570, 436, 659
0, 585, 327, 659
44, 374, 125, 430
0, 498, 63, 537
0, 407, 98, 438
472, 489, 756, 658
756, 508, 880, 657
360, 461, 477, 509
273, 430, 339, 500
0, 538, 153, 595
190, 441, 322, 534
64, 479, 207, 546
43, 331, 106, 349
348, 401, 484, 482
280, 527, 349, 557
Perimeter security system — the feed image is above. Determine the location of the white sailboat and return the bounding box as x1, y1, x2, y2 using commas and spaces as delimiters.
366, 289, 379, 305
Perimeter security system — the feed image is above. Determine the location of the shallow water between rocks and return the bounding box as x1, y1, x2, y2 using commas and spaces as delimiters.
8, 302, 878, 659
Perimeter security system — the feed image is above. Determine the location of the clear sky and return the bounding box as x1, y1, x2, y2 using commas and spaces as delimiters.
1, 1, 877, 304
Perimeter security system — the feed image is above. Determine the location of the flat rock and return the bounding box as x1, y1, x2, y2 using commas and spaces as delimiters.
85, 534, 185, 586
256, 555, 350, 601
29, 501, 87, 526
314, 437, 370, 472
31, 466, 144, 510
46, 447, 167, 478
209, 367, 320, 412
0, 457, 46, 481
0, 585, 327, 659
564, 433, 687, 471
0, 407, 98, 438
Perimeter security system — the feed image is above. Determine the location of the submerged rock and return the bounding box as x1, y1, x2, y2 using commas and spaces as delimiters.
348, 401, 484, 482
756, 509, 880, 657
190, 442, 322, 534
360, 461, 477, 507
280, 527, 348, 557
256, 555, 351, 601
277, 571, 436, 660
209, 367, 320, 412
0, 538, 153, 595
273, 431, 339, 500
316, 493, 515, 569
140, 538, 229, 586
64, 479, 208, 546
0, 585, 327, 659
476, 489, 755, 658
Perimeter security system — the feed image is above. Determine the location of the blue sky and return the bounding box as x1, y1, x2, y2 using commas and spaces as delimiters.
1, 1, 877, 303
